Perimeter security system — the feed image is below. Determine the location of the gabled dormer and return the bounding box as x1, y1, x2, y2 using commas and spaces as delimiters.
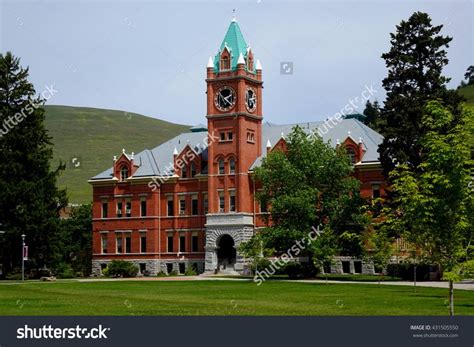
173, 144, 201, 179
340, 133, 365, 164
266, 135, 288, 154
113, 149, 138, 182
219, 45, 232, 71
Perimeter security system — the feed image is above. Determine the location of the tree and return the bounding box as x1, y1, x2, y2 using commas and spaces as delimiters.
389, 101, 473, 316
0, 52, 67, 275
308, 226, 339, 281
464, 65, 474, 85
238, 233, 274, 276
253, 126, 367, 262
363, 227, 394, 285
379, 12, 464, 177
57, 204, 92, 277
362, 100, 381, 131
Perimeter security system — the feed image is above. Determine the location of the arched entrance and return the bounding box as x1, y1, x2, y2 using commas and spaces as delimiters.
216, 234, 236, 270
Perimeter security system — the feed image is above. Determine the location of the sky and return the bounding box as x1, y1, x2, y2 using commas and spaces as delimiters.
1, 0, 472, 126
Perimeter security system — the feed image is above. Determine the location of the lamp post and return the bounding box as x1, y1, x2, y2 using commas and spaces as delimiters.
21, 234, 25, 281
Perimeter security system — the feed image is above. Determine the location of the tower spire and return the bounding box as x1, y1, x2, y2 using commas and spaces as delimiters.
232, 9, 236, 22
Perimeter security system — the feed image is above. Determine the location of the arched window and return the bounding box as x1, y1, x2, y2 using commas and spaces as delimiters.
182, 166, 187, 178
190, 162, 196, 177
347, 147, 356, 164
120, 166, 129, 181
218, 159, 225, 175
229, 158, 236, 174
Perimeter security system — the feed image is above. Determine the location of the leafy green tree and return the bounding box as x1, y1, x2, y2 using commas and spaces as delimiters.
254, 126, 367, 260
389, 101, 473, 316
308, 227, 339, 281
238, 233, 274, 276
0, 52, 67, 275
57, 204, 92, 276
362, 100, 381, 131
379, 12, 464, 177
363, 227, 394, 284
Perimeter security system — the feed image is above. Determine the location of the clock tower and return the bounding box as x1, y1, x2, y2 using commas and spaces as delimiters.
204, 17, 263, 273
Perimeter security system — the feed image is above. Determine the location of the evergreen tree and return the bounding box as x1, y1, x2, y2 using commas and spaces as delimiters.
379, 12, 464, 176
362, 100, 381, 131
464, 65, 474, 85
57, 204, 92, 276
0, 52, 67, 275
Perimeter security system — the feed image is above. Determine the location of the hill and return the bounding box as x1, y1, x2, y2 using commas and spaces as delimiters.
44, 105, 189, 204
458, 84, 474, 106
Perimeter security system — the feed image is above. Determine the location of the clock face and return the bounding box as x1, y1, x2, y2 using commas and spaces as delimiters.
246, 88, 257, 112
214, 86, 236, 112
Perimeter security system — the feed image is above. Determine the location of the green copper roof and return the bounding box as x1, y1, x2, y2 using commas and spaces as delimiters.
213, 20, 250, 72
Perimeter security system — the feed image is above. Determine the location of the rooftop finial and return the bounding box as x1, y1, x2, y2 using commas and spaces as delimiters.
207, 56, 214, 68
232, 9, 236, 22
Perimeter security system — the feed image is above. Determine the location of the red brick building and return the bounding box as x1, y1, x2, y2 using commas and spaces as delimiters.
89, 18, 386, 276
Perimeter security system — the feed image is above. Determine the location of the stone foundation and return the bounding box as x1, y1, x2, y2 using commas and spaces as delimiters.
91, 259, 205, 276
328, 256, 375, 275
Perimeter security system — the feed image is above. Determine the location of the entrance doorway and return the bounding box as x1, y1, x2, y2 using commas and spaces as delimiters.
216, 234, 236, 269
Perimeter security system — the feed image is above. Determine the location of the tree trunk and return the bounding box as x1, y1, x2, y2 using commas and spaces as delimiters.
414, 263, 417, 293
449, 280, 454, 316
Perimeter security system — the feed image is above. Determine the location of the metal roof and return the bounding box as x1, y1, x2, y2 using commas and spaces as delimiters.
90, 118, 382, 181
213, 20, 252, 73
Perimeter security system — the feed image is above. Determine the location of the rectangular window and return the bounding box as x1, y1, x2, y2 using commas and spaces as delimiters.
182, 167, 187, 178
140, 198, 147, 217
192, 195, 198, 215
140, 234, 146, 253
125, 200, 131, 217
203, 194, 208, 214
125, 235, 131, 253
372, 184, 381, 199
229, 191, 236, 212
116, 237, 123, 253
220, 132, 226, 141
260, 202, 268, 213
219, 192, 225, 213
179, 197, 186, 215
117, 202, 123, 218
218, 160, 225, 175
102, 202, 108, 218
192, 235, 199, 252
227, 132, 233, 140
167, 234, 174, 252
179, 235, 186, 252
167, 197, 174, 216
101, 236, 108, 254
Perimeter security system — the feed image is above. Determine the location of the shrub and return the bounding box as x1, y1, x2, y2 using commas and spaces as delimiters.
184, 266, 197, 276
55, 263, 75, 279
103, 260, 138, 278
168, 270, 178, 276
250, 258, 272, 273
156, 271, 167, 277
282, 262, 319, 279
5, 273, 23, 281
386, 263, 436, 281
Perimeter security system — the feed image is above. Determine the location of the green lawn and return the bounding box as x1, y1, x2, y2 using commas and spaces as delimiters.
0, 280, 472, 316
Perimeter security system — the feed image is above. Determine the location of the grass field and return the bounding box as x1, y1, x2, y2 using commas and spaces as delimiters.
44, 105, 188, 204
0, 280, 473, 316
